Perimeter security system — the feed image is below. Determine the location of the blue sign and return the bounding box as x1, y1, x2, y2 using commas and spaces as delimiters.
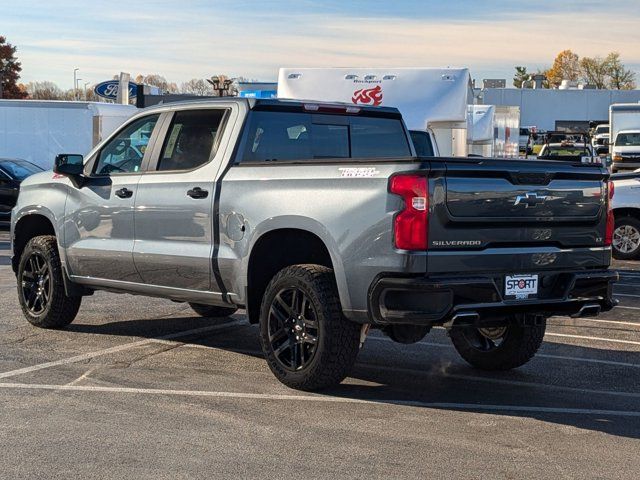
94, 80, 137, 100
238, 90, 277, 99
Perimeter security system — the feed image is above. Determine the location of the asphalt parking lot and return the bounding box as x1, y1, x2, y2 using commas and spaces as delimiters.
0, 229, 639, 479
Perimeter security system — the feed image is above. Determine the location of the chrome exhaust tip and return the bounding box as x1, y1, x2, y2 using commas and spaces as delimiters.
571, 303, 601, 318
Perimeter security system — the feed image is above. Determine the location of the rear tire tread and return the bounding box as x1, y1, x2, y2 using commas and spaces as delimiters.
259, 264, 360, 391
449, 321, 546, 371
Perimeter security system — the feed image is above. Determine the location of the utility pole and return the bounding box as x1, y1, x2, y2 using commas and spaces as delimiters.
0, 59, 4, 99
73, 68, 79, 100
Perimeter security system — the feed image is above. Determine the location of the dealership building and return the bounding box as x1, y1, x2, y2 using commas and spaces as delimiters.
479, 87, 640, 131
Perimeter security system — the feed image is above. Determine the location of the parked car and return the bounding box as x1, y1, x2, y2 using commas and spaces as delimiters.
610, 103, 640, 172
611, 130, 640, 172
11, 98, 617, 390
0, 158, 44, 221
611, 171, 640, 259
592, 124, 610, 151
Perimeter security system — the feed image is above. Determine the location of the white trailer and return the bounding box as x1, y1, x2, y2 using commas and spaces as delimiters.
610, 103, 640, 172
467, 105, 495, 156
467, 105, 520, 158
0, 100, 136, 169
278, 67, 472, 156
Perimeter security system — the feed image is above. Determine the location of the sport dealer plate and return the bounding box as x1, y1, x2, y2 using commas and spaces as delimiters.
505, 274, 538, 299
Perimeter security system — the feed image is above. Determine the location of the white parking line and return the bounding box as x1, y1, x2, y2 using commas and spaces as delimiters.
0, 320, 244, 380
0, 382, 638, 417
554, 317, 640, 328
614, 283, 640, 287
366, 337, 640, 369
616, 305, 640, 311
546, 332, 640, 346
615, 293, 640, 298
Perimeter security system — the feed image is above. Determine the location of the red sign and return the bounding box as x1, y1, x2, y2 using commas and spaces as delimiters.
352, 85, 383, 106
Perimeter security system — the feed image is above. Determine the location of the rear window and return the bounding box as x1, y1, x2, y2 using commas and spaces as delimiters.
240, 111, 411, 162
409, 130, 435, 157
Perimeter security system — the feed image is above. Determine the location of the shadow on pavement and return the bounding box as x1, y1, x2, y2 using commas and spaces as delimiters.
65, 313, 640, 440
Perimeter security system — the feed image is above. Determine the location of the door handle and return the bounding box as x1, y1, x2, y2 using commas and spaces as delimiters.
187, 187, 209, 199
115, 187, 133, 199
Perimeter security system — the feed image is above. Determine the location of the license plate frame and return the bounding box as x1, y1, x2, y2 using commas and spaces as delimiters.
505, 274, 539, 299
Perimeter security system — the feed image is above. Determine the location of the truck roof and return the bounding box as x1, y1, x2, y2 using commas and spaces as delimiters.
141, 97, 403, 118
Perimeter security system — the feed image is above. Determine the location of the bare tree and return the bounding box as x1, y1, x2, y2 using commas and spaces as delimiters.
179, 78, 214, 96
25, 81, 64, 100
135, 74, 178, 93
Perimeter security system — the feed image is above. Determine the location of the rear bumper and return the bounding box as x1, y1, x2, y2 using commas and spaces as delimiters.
368, 269, 618, 326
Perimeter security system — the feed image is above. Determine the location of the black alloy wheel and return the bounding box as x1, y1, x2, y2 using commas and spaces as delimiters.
267, 286, 319, 371
21, 251, 52, 315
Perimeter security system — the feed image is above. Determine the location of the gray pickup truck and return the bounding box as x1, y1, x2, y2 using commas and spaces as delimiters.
11, 98, 617, 390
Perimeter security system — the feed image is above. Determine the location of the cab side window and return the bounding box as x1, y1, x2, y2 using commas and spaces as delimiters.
94, 114, 160, 175
157, 109, 226, 171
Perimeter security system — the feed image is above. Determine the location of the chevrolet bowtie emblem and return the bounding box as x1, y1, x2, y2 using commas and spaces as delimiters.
514, 192, 547, 208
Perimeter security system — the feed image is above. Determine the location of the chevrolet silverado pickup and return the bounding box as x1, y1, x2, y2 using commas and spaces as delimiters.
11, 98, 617, 390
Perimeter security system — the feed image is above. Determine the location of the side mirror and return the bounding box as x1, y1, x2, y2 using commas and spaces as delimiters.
54, 154, 84, 176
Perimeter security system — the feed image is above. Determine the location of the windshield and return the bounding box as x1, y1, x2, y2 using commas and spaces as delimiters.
0, 159, 44, 181
615, 133, 640, 147
596, 125, 609, 134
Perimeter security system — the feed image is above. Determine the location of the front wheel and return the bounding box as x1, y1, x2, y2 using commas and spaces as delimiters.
449, 320, 545, 370
259, 264, 361, 391
17, 235, 82, 329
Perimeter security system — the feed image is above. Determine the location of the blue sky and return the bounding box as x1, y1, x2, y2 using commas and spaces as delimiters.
3, 0, 639, 89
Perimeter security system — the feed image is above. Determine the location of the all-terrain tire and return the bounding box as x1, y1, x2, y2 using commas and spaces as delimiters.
17, 235, 81, 329
259, 264, 361, 391
449, 320, 546, 371
189, 303, 238, 318
612, 215, 640, 260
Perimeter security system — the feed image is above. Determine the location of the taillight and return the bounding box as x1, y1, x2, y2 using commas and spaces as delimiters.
389, 174, 428, 250
605, 180, 615, 246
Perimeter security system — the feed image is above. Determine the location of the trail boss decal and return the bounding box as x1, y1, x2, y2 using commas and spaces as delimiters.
339, 167, 380, 178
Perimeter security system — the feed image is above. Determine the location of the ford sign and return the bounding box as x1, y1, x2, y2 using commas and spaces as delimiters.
94, 80, 137, 100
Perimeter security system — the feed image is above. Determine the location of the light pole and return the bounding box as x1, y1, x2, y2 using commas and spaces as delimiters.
73, 68, 79, 100
0, 58, 4, 99
206, 76, 235, 97
84, 82, 90, 101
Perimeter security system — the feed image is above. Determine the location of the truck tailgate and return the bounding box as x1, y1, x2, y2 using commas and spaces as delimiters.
427, 158, 610, 274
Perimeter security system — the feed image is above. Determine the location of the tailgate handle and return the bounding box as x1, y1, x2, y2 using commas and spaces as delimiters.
511, 172, 552, 185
